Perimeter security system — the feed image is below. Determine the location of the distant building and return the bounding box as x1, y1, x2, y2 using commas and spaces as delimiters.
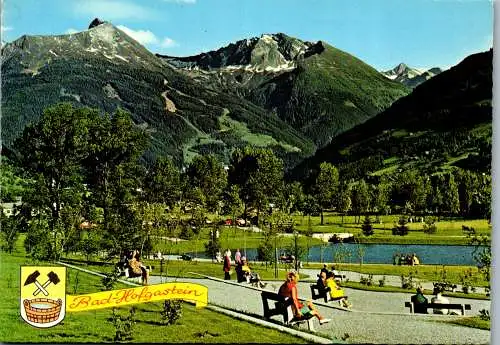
1, 198, 22, 217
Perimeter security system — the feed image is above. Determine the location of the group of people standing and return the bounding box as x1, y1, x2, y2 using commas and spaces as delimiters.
393, 252, 420, 266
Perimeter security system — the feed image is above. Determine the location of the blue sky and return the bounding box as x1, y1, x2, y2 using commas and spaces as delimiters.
1, 0, 493, 70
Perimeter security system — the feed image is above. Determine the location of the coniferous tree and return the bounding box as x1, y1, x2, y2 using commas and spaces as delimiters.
361, 215, 374, 236
442, 173, 460, 216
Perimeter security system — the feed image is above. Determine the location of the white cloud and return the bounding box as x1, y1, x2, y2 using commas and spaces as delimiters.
73, 0, 156, 20
1, 25, 13, 33
116, 25, 178, 51
160, 37, 178, 48
65, 28, 79, 34
117, 25, 159, 45
163, 0, 196, 4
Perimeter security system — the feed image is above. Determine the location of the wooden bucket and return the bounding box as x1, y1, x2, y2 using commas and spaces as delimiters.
23, 298, 62, 323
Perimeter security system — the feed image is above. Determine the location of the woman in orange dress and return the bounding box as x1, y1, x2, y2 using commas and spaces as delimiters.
278, 271, 330, 324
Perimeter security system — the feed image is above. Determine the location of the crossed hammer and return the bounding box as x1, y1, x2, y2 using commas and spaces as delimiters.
24, 271, 60, 296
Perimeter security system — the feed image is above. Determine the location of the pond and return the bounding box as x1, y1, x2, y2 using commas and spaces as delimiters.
192, 243, 486, 266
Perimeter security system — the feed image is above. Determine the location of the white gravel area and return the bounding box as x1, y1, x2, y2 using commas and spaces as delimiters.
149, 275, 490, 344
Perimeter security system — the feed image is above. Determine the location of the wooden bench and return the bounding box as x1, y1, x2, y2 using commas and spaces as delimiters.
261, 291, 315, 331
405, 302, 471, 315
334, 274, 346, 281
116, 265, 153, 283
310, 284, 348, 304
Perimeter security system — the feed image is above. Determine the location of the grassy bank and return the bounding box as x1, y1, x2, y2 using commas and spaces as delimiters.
292, 214, 490, 245
303, 263, 489, 287
0, 243, 309, 343
341, 281, 489, 300
446, 316, 490, 330
150, 214, 490, 254
153, 225, 323, 256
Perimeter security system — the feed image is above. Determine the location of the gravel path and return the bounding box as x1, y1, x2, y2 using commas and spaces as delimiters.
149, 275, 490, 344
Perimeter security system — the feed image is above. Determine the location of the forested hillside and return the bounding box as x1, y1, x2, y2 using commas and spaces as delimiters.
1, 22, 314, 168
162, 34, 410, 149
292, 49, 492, 182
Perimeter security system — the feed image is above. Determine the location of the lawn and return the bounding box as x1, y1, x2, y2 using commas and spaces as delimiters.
445, 316, 490, 330
153, 225, 323, 256
0, 242, 310, 343
292, 213, 490, 245
144, 213, 490, 255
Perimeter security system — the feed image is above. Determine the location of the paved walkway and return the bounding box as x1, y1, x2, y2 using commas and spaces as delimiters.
149, 275, 490, 344
150, 258, 489, 294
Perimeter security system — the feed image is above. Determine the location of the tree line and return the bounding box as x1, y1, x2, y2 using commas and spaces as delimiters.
0, 103, 491, 260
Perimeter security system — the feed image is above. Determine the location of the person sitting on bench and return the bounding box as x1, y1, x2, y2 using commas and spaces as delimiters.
431, 288, 450, 314
240, 257, 266, 288
278, 271, 331, 325
411, 286, 428, 314
317, 271, 331, 294
325, 272, 351, 308
116, 249, 131, 272
129, 249, 149, 285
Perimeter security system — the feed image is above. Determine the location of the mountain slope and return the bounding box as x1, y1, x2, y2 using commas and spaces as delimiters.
161, 34, 410, 149
292, 49, 492, 181
382, 63, 442, 88
1, 21, 315, 168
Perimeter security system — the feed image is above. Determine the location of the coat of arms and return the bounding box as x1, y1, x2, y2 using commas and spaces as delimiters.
20, 266, 66, 328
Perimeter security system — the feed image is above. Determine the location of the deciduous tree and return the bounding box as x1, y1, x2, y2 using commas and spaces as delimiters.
15, 103, 92, 259
314, 162, 339, 225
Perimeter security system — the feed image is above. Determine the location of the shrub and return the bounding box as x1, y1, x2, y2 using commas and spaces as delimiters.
111, 307, 136, 342
479, 309, 490, 321
160, 300, 183, 325
72, 271, 80, 295
401, 273, 415, 289
102, 271, 119, 291
423, 217, 437, 234
392, 217, 409, 236
360, 274, 374, 286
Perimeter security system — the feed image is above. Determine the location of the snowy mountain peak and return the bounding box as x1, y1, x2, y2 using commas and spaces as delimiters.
382, 63, 442, 88
1, 21, 162, 75
159, 33, 321, 72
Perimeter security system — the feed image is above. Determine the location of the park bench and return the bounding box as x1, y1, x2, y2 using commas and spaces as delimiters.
405, 301, 471, 315
261, 291, 315, 331
333, 273, 346, 281
116, 264, 153, 283
310, 284, 348, 304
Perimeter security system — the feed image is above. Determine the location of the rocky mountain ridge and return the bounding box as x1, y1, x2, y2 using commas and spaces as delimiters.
2, 20, 317, 168
382, 63, 442, 88
293, 49, 492, 181
162, 33, 410, 149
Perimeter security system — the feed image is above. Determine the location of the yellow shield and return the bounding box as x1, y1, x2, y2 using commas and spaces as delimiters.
20, 266, 66, 328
